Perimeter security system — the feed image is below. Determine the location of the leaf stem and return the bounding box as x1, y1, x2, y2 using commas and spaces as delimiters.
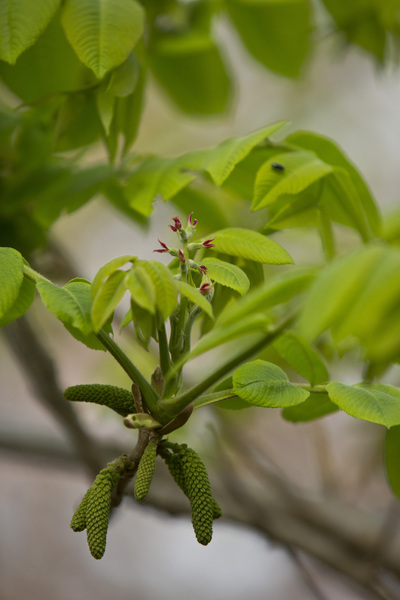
159, 314, 296, 416
95, 330, 169, 424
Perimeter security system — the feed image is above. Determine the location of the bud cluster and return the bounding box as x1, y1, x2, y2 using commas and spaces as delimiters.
153, 213, 215, 296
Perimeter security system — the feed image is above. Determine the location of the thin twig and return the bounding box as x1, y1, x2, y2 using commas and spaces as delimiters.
286, 547, 331, 600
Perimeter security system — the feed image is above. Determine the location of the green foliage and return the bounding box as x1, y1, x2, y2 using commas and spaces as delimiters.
134, 437, 158, 501
226, 0, 311, 78
298, 244, 400, 364
64, 384, 136, 417
326, 382, 400, 428
282, 393, 338, 423
273, 332, 329, 386
201, 258, 250, 296
61, 0, 144, 79
175, 280, 214, 318
0, 0, 60, 64
0, 248, 24, 320
233, 360, 310, 408
208, 228, 293, 264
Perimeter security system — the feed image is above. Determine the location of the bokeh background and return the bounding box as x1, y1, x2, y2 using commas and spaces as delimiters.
2, 8, 400, 600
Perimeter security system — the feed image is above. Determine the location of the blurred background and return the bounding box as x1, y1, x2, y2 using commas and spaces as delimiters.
2, 3, 400, 600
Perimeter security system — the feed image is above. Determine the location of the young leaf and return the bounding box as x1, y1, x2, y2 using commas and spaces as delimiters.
61, 0, 144, 79
385, 426, 400, 499
207, 228, 293, 264
125, 265, 156, 315
227, 0, 311, 78
282, 393, 338, 423
0, 277, 35, 327
217, 268, 315, 327
286, 130, 381, 236
0, 248, 24, 319
175, 280, 214, 319
201, 258, 249, 296
252, 151, 333, 211
136, 260, 178, 321
0, 0, 60, 64
199, 122, 288, 186
91, 270, 127, 332
91, 255, 135, 300
232, 360, 309, 408
37, 278, 94, 336
273, 332, 329, 386
326, 382, 400, 428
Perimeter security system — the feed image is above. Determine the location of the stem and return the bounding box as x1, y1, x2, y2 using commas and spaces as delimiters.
159, 314, 295, 416
318, 204, 336, 261
95, 330, 169, 423
297, 384, 328, 394
23, 264, 51, 284
158, 323, 172, 377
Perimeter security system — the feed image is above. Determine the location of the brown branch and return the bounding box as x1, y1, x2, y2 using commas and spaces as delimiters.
2, 315, 105, 475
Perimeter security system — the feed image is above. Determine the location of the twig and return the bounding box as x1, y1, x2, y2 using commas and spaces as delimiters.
286, 547, 331, 600
3, 315, 104, 475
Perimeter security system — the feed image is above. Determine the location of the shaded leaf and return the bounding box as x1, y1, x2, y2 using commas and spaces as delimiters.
91, 255, 135, 300
0, 247, 24, 319
91, 270, 127, 332
385, 426, 400, 499
0, 276, 35, 327
252, 150, 333, 211
273, 332, 329, 386
282, 392, 338, 422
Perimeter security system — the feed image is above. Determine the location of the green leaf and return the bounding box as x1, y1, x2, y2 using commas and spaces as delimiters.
207, 228, 293, 264
385, 426, 400, 499
233, 359, 309, 408
0, 276, 35, 327
175, 280, 214, 318
124, 155, 199, 217
252, 151, 333, 211
125, 265, 156, 315
198, 122, 288, 186
61, 0, 144, 79
91, 255, 136, 300
108, 52, 140, 97
150, 33, 231, 115
0, 0, 60, 64
298, 244, 400, 363
326, 382, 400, 428
136, 260, 178, 321
0, 8, 96, 102
96, 81, 115, 135
273, 332, 329, 386
282, 392, 338, 422
0, 248, 24, 319
201, 258, 249, 296
91, 270, 127, 332
37, 277, 93, 335
227, 0, 311, 78
186, 314, 270, 361
286, 130, 381, 236
217, 268, 315, 327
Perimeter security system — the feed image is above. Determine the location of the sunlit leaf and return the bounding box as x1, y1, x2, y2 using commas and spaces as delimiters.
327, 382, 400, 427
201, 258, 250, 296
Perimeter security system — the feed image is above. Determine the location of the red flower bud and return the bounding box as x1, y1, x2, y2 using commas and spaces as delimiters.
188, 212, 198, 227
153, 239, 169, 253
199, 265, 207, 274
172, 217, 182, 230
202, 237, 215, 249
179, 249, 185, 263
169, 225, 178, 232
200, 282, 212, 294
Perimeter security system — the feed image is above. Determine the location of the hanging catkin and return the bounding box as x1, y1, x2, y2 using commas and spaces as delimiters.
85, 467, 120, 559
134, 437, 158, 501
64, 384, 135, 416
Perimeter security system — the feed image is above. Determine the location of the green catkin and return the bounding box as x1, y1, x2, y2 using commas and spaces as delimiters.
134, 437, 158, 501
163, 444, 219, 545
70, 487, 92, 532
85, 467, 120, 560
64, 384, 136, 417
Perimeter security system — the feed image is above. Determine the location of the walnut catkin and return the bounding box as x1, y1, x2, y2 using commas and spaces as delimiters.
134, 437, 158, 501
64, 384, 135, 416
